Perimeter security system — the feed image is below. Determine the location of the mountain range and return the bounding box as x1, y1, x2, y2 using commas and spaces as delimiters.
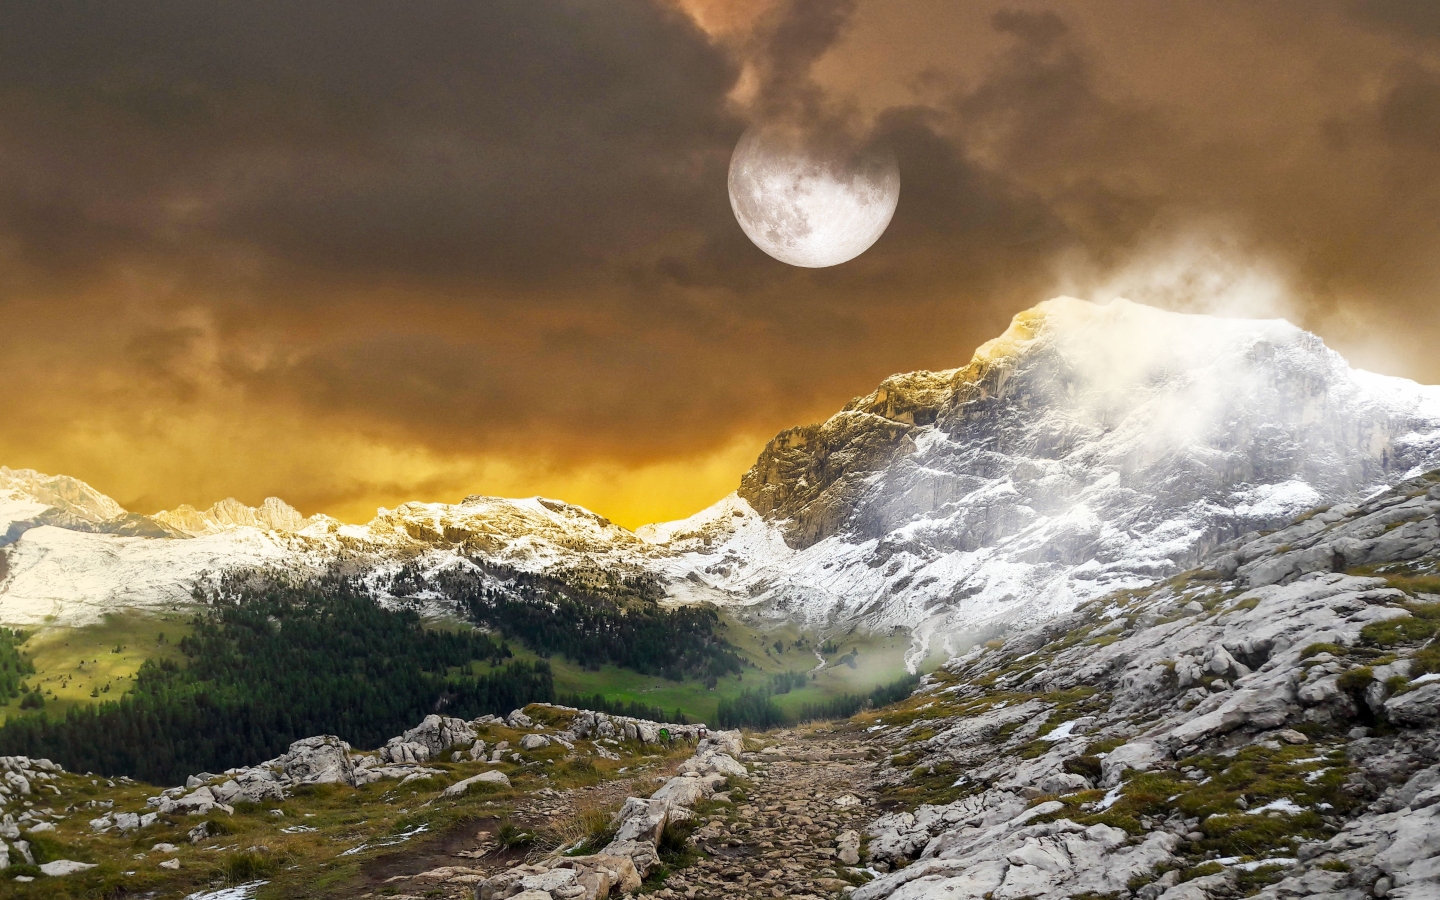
4, 297, 1439, 664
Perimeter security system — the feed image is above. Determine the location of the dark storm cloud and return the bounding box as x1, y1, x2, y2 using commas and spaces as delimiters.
1376, 65, 1440, 150
747, 0, 858, 121
953, 10, 1168, 255
1350, 1, 1440, 43
0, 0, 741, 281
7, 0, 1440, 526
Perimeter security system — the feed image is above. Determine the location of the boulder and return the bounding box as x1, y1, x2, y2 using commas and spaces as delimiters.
676, 751, 746, 778
397, 714, 478, 758
38, 860, 97, 877
609, 797, 669, 844
1373, 802, 1440, 887
1157, 871, 1235, 900
281, 735, 356, 786
516, 868, 581, 897
1385, 683, 1440, 728
173, 786, 217, 815
1101, 740, 1167, 787
520, 734, 551, 751
697, 729, 744, 758
476, 865, 538, 900
235, 769, 286, 803
443, 770, 512, 797
837, 829, 861, 866
1037, 772, 1091, 795
598, 839, 660, 877
380, 740, 431, 765
556, 852, 642, 894
1161, 687, 1297, 750
209, 779, 243, 804
651, 774, 710, 808
1298, 675, 1344, 706
507, 709, 535, 729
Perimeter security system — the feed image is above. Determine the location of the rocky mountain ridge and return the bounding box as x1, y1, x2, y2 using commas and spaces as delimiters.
3, 299, 1439, 664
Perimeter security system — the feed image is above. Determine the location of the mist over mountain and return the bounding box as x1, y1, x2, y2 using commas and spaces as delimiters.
3, 299, 1438, 666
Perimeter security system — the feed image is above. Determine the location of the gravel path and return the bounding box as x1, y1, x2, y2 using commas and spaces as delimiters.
668, 735, 875, 900
358, 729, 880, 900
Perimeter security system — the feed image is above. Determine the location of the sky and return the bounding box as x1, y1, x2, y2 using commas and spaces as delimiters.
3, 0, 1440, 529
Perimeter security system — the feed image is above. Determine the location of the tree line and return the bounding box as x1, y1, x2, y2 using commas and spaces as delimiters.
430, 564, 745, 683
0, 628, 34, 704
0, 575, 555, 783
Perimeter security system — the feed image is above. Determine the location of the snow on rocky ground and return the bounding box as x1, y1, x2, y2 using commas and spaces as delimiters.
4, 299, 1440, 649
847, 469, 1440, 900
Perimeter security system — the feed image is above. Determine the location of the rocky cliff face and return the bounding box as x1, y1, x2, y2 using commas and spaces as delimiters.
154, 496, 314, 537
0, 467, 178, 543
721, 298, 1440, 658
850, 468, 1440, 900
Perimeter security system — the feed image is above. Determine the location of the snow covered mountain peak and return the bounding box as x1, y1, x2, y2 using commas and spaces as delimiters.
720, 297, 1440, 660
0, 466, 127, 525
4, 297, 1440, 660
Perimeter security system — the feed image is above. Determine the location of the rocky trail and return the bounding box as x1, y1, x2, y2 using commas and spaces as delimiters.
361, 731, 884, 900
644, 736, 876, 900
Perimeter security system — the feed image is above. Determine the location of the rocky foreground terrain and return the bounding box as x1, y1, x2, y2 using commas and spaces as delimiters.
3, 469, 1439, 899
348, 465, 1440, 900
841, 469, 1440, 900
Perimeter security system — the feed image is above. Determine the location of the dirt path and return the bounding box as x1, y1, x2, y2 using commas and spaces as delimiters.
678, 733, 877, 900
356, 729, 880, 900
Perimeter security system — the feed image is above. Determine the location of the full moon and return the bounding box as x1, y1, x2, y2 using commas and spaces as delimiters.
727, 124, 900, 268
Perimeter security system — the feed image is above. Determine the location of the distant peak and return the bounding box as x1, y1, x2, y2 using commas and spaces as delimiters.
153, 496, 310, 537
0, 465, 128, 523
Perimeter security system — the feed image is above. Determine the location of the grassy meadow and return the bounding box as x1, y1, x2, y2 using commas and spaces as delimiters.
0, 612, 192, 722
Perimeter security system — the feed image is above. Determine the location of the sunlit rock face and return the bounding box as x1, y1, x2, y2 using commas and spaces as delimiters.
730, 298, 1440, 658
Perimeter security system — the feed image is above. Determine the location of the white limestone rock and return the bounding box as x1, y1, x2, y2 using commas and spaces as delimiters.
280, 735, 356, 786
38, 859, 97, 876
442, 770, 511, 798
